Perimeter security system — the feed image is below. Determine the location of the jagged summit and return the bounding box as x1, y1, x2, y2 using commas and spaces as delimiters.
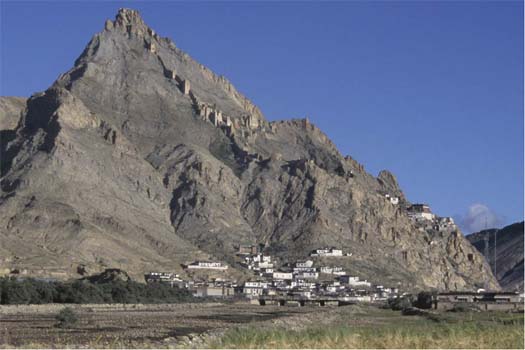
112, 8, 149, 31
0, 9, 498, 291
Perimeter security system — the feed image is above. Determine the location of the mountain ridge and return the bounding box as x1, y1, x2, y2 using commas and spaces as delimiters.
467, 222, 524, 292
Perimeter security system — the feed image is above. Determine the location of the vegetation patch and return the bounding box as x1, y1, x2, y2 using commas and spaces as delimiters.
55, 307, 78, 328
0, 277, 196, 305
209, 312, 524, 349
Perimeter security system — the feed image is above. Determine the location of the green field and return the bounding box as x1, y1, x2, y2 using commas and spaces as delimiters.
209, 308, 524, 349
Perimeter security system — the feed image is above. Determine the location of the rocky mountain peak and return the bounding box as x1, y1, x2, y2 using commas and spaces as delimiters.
108, 8, 152, 36
0, 8, 499, 291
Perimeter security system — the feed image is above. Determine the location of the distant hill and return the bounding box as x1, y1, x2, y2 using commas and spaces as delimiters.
467, 222, 524, 291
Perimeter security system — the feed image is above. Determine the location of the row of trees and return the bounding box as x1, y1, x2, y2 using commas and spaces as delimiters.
0, 277, 195, 305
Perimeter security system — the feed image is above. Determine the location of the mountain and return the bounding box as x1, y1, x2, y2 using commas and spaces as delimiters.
0, 8, 498, 291
467, 222, 524, 291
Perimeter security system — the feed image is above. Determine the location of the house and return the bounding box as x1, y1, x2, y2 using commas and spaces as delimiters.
385, 194, 400, 205
253, 254, 272, 263
259, 267, 274, 277
324, 281, 342, 293
320, 266, 333, 274
295, 271, 319, 280
320, 266, 346, 275
242, 281, 268, 297
295, 260, 314, 268
144, 272, 184, 287
434, 292, 524, 311
293, 266, 317, 273
290, 290, 313, 299
185, 261, 228, 270
435, 217, 456, 231
332, 267, 347, 276
344, 295, 372, 302
237, 245, 259, 255
339, 275, 371, 287
310, 248, 343, 257
407, 204, 435, 221
291, 280, 316, 289
193, 284, 234, 298
273, 272, 293, 280
256, 261, 274, 269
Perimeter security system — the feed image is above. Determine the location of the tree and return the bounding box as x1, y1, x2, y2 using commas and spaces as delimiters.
414, 291, 434, 309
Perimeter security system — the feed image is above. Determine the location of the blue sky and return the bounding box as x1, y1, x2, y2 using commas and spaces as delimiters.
1, 1, 523, 233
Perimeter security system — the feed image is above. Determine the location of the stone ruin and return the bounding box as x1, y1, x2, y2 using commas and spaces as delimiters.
146, 41, 156, 53
182, 79, 191, 95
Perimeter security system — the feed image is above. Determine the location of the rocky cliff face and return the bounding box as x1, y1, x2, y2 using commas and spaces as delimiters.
0, 9, 498, 290
467, 222, 524, 291
0, 97, 26, 131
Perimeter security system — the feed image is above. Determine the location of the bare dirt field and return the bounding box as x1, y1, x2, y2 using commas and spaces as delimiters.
1, 302, 523, 349
0, 302, 339, 348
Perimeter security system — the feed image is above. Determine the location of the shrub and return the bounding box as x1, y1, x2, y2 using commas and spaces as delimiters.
55, 307, 78, 328
414, 291, 434, 309
388, 296, 413, 311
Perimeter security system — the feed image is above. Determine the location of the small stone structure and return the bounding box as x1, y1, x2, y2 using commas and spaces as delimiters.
146, 42, 156, 53
182, 79, 190, 95
165, 69, 176, 80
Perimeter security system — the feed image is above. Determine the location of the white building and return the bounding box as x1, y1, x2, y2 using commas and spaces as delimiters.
320, 266, 346, 275
291, 280, 316, 289
186, 261, 228, 270
310, 248, 343, 257
243, 281, 268, 297
436, 217, 456, 231
339, 275, 371, 287
295, 271, 319, 280
295, 260, 314, 268
385, 194, 400, 205
407, 204, 435, 221
252, 254, 272, 263
144, 272, 184, 287
273, 272, 293, 280
293, 266, 317, 273
259, 267, 274, 276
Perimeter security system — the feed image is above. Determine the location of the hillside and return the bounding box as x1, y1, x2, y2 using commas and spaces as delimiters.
467, 222, 524, 291
0, 8, 498, 291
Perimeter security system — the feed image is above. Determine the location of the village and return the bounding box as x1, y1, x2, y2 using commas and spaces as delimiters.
143, 202, 460, 302
143, 202, 522, 311
145, 245, 399, 303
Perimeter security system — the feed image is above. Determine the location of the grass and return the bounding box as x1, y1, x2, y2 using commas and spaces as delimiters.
209, 311, 525, 349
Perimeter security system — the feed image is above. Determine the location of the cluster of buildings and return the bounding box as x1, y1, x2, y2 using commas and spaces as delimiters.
434, 292, 524, 312
144, 246, 401, 302
384, 194, 400, 205
406, 204, 457, 232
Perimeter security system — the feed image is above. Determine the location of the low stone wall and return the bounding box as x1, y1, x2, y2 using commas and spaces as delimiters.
0, 302, 224, 315
435, 301, 523, 312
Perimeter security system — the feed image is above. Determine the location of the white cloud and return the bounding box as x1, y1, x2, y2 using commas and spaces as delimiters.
456, 203, 504, 233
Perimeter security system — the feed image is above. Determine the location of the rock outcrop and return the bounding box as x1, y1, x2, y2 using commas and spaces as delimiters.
0, 97, 26, 130
0, 8, 498, 290
467, 222, 524, 291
